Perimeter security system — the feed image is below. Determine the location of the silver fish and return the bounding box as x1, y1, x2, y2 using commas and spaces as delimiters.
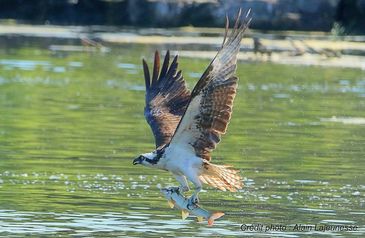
161, 188, 224, 226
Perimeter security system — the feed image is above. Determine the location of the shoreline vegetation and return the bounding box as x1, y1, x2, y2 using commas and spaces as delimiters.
1, 23, 365, 70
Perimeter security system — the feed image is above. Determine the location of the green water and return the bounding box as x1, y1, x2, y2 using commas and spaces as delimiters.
0, 43, 364, 237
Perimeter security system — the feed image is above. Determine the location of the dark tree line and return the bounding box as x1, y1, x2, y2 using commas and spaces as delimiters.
336, 0, 365, 34
0, 0, 364, 34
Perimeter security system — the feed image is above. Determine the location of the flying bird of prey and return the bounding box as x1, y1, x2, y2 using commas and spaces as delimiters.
133, 10, 251, 206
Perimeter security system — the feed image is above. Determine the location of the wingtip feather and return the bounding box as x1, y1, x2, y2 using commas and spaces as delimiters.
159, 50, 170, 80
246, 8, 252, 18
142, 59, 150, 90
221, 14, 229, 48
152, 51, 160, 85
234, 8, 242, 29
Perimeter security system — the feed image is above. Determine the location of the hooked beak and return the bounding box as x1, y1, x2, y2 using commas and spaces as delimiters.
133, 156, 143, 165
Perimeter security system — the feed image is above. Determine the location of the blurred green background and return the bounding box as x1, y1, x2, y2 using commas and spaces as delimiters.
0, 0, 364, 237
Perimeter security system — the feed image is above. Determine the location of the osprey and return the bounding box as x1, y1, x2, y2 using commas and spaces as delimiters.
133, 10, 251, 206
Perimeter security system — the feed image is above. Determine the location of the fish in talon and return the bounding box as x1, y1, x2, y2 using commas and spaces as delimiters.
161, 188, 225, 226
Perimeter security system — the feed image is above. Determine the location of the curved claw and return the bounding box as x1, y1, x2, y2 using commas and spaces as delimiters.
187, 194, 199, 210
191, 194, 199, 204
165, 186, 180, 194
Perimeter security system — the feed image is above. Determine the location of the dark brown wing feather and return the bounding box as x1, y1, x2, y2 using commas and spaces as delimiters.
170, 9, 251, 160
143, 51, 191, 148
193, 76, 238, 160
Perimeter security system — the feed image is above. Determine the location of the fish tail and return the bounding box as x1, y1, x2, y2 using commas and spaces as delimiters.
199, 161, 243, 192
207, 212, 225, 226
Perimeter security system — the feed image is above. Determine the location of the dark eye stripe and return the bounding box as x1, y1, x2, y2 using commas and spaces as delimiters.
156, 148, 164, 159
146, 147, 165, 164
145, 158, 158, 164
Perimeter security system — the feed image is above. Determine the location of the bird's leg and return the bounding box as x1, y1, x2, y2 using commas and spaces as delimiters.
189, 185, 201, 206
187, 176, 202, 207
172, 174, 190, 194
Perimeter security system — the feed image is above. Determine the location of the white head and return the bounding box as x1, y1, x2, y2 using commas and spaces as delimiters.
133, 148, 164, 168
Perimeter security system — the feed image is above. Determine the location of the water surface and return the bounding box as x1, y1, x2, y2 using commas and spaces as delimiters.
0, 41, 364, 237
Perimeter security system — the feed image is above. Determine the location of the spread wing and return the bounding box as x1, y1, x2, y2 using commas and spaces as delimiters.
143, 50, 191, 149
169, 9, 251, 161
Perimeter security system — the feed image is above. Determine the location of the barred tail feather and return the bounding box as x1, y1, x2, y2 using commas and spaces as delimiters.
199, 161, 243, 192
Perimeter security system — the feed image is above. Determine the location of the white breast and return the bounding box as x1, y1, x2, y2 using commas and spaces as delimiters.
161, 145, 202, 175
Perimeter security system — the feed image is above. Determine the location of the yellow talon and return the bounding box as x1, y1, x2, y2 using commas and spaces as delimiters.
196, 216, 204, 222
167, 200, 175, 208
181, 209, 189, 220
